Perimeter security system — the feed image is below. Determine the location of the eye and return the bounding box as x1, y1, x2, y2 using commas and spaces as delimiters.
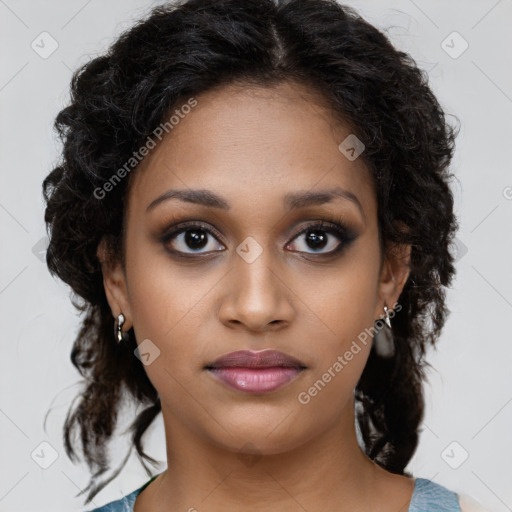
286, 218, 356, 256
161, 222, 225, 257
158, 216, 357, 259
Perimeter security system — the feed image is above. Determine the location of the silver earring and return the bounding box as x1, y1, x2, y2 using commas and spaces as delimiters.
373, 305, 395, 358
115, 313, 127, 344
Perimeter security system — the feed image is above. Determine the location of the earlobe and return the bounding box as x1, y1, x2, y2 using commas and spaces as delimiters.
97, 237, 133, 330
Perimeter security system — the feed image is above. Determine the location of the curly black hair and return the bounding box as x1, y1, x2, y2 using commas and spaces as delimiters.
42, 0, 459, 504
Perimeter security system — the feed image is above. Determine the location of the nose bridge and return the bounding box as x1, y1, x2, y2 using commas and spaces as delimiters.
221, 233, 292, 328
234, 233, 280, 298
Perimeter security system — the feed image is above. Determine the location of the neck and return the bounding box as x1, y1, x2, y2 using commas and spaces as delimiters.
137, 399, 414, 512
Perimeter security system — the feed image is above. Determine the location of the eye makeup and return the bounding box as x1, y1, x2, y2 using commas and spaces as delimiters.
153, 213, 359, 261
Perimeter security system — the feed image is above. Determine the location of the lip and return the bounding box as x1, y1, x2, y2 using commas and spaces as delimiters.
207, 367, 304, 394
205, 349, 306, 370
204, 349, 307, 394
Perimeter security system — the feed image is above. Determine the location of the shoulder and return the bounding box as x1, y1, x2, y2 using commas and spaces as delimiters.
458, 492, 493, 512
84, 488, 140, 512
84, 474, 160, 512
409, 478, 461, 511
410, 478, 492, 512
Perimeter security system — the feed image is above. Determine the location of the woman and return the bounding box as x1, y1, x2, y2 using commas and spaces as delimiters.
42, 0, 487, 510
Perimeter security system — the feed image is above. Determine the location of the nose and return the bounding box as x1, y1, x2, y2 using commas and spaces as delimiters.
217, 241, 295, 333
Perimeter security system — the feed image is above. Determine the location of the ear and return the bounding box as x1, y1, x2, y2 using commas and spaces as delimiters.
374, 241, 411, 320
97, 237, 133, 330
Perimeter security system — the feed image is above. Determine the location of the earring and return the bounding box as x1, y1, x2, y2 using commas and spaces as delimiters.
115, 313, 127, 344
373, 305, 395, 358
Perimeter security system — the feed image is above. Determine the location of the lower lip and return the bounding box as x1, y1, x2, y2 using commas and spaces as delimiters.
207, 367, 304, 394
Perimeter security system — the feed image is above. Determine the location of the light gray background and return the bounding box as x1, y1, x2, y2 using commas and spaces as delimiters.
1, 1, 511, 511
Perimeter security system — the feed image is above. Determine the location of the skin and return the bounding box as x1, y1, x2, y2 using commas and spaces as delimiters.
98, 80, 414, 512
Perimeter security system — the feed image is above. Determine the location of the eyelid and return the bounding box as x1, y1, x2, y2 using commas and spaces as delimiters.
159, 218, 225, 244
286, 217, 357, 253
157, 215, 357, 255
292, 217, 351, 236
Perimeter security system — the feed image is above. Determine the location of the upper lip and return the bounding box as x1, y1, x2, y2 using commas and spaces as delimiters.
205, 349, 307, 369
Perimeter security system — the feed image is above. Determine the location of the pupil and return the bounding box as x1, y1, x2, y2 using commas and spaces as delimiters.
307, 230, 327, 250
185, 229, 207, 250
182, 228, 329, 252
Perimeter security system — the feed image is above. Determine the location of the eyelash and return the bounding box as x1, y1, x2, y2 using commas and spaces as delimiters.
158, 215, 357, 259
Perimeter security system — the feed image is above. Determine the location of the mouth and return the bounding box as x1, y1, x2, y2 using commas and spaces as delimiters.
204, 349, 307, 394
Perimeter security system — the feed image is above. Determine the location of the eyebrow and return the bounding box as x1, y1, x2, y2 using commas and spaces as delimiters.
146, 187, 365, 219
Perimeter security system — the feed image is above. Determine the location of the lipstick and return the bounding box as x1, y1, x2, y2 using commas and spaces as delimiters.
205, 349, 306, 394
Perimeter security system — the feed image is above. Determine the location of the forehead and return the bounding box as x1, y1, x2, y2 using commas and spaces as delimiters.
127, 81, 376, 219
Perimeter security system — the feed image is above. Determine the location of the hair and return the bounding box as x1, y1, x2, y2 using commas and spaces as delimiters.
42, 0, 459, 504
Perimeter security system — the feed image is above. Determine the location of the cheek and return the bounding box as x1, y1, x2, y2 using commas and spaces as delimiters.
292, 248, 379, 400
295, 248, 380, 351
295, 286, 375, 414
125, 229, 206, 338
124, 237, 220, 392
293, 308, 374, 405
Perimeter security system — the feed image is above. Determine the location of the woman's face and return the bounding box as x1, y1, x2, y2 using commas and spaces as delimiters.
101, 80, 409, 455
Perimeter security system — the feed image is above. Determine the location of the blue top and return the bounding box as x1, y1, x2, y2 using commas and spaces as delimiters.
88, 476, 461, 511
